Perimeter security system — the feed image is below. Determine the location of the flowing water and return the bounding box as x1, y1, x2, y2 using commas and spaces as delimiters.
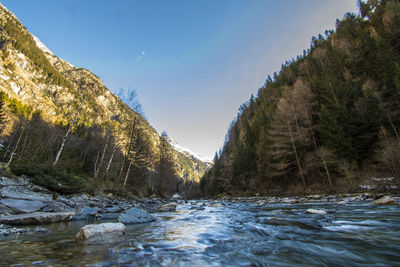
1, 200, 400, 266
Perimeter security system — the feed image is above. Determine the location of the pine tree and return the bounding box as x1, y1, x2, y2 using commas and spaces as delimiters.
157, 132, 177, 196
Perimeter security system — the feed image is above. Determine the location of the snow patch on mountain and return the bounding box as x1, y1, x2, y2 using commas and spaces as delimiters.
32, 35, 54, 55
31, 35, 76, 68
167, 137, 212, 163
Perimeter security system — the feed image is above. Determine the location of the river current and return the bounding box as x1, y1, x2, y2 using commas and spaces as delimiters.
1, 200, 399, 266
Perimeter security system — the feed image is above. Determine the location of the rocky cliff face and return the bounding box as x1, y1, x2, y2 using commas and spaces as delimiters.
0, 3, 208, 190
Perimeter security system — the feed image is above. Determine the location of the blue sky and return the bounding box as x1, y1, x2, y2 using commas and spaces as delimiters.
2, 0, 358, 160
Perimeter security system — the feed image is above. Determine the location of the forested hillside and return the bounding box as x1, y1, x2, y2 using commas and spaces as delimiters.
201, 0, 400, 196
0, 3, 206, 198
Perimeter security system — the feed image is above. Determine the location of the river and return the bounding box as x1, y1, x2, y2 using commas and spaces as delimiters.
1, 199, 399, 266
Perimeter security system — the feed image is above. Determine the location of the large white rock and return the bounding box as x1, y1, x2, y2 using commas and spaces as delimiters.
305, 208, 327, 215
171, 193, 182, 200
371, 196, 398, 205
118, 207, 155, 224
75, 222, 125, 244
336, 199, 349, 205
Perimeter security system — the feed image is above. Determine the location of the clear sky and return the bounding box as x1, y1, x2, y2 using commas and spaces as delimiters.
1, 0, 358, 161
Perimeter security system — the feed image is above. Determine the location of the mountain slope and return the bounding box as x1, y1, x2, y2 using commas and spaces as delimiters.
201, 0, 400, 196
167, 137, 212, 183
0, 3, 207, 197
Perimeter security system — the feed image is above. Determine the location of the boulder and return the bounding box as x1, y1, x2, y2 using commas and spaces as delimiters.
0, 212, 74, 225
210, 202, 224, 207
0, 199, 46, 213
0, 186, 52, 202
171, 193, 182, 200
257, 200, 266, 206
371, 196, 398, 205
71, 206, 100, 221
76, 222, 125, 244
0, 177, 30, 187
77, 206, 99, 216
282, 198, 299, 204
305, 208, 327, 215
190, 205, 205, 210
102, 206, 121, 213
41, 201, 74, 213
56, 196, 75, 207
336, 199, 349, 205
118, 207, 155, 224
68, 194, 90, 207
157, 203, 176, 212
99, 213, 120, 220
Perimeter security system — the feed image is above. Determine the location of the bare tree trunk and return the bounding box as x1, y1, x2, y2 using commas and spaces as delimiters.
303, 104, 333, 190
118, 158, 125, 180
320, 151, 333, 190
123, 161, 132, 190
81, 150, 88, 167
5, 129, 24, 168
52, 87, 87, 167
95, 143, 107, 178
290, 103, 304, 142
381, 124, 390, 147
302, 105, 317, 149
105, 144, 117, 175
386, 112, 400, 140
380, 125, 400, 178
20, 129, 29, 155
151, 179, 155, 192
3, 129, 17, 160
287, 120, 306, 189
328, 81, 338, 101
119, 119, 136, 185
53, 125, 71, 166
93, 150, 100, 178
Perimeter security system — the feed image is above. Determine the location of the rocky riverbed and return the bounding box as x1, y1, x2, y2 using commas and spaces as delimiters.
0, 175, 399, 234
1, 175, 399, 266
0, 175, 171, 235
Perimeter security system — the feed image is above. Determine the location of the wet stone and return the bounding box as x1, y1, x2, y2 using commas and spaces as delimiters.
0, 212, 74, 225
158, 203, 177, 212
0, 186, 52, 202
99, 213, 120, 220
0, 204, 14, 215
102, 206, 121, 213
0, 199, 46, 213
118, 207, 155, 224
0, 177, 30, 187
305, 208, 327, 215
190, 205, 206, 210
76, 206, 99, 216
371, 196, 398, 205
76, 222, 125, 244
